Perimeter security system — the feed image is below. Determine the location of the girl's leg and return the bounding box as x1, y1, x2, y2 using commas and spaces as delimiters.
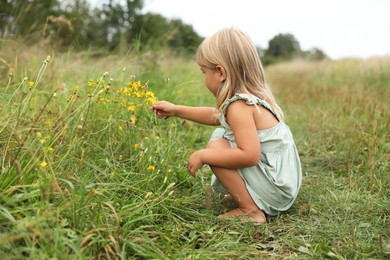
207, 139, 266, 224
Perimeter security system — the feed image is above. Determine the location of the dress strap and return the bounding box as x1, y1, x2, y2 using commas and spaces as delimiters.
223, 93, 279, 121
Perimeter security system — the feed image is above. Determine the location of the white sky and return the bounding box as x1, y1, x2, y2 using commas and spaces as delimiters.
141, 0, 390, 59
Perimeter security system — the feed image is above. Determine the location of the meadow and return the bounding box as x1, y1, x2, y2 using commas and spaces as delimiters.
0, 40, 389, 259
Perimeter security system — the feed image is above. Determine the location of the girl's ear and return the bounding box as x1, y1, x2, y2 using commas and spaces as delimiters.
216, 65, 226, 82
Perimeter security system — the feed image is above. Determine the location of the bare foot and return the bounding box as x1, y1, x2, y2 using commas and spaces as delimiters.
218, 208, 266, 224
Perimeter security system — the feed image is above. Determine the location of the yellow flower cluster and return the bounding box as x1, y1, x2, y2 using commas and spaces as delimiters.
114, 81, 158, 126
89, 79, 158, 112
84, 77, 158, 127
118, 81, 158, 106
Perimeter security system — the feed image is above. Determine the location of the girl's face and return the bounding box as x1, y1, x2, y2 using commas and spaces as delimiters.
200, 65, 226, 96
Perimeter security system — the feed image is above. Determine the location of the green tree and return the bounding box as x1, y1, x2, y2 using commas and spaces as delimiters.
0, 0, 60, 38
130, 14, 203, 55
130, 13, 171, 50
0, 0, 203, 54
265, 33, 301, 58
55, 0, 91, 48
166, 19, 203, 55
261, 33, 302, 65
83, 0, 143, 50
304, 47, 328, 60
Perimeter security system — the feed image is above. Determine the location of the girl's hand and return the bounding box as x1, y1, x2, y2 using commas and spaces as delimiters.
151, 101, 176, 119
187, 150, 204, 177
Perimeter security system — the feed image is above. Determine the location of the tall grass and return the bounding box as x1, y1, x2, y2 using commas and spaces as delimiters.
0, 39, 389, 259
268, 58, 389, 191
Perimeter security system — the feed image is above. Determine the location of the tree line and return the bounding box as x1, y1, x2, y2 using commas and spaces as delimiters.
0, 0, 327, 63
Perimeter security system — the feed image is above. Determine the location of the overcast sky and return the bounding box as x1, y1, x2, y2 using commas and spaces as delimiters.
141, 0, 390, 59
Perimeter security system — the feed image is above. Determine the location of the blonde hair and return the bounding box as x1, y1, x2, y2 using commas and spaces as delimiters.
196, 27, 284, 121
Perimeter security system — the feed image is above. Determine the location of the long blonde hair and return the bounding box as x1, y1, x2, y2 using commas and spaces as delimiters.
196, 27, 284, 121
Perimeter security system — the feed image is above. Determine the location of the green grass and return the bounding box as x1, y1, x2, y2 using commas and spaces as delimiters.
0, 40, 389, 259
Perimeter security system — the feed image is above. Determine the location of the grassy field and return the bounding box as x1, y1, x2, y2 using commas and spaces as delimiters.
0, 40, 389, 259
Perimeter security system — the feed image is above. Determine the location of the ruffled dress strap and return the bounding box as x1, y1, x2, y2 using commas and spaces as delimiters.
222, 93, 279, 121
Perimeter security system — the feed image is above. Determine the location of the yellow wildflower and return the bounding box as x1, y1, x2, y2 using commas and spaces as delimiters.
87, 80, 94, 87
128, 103, 136, 112
133, 92, 142, 98
98, 97, 106, 104
40, 161, 47, 168
147, 97, 157, 105
40, 139, 46, 144
123, 87, 131, 96
74, 85, 79, 92
28, 81, 35, 88
144, 136, 149, 140
145, 91, 154, 98
134, 143, 139, 149
130, 117, 136, 124
45, 120, 51, 127
47, 147, 53, 153
36, 132, 42, 137
147, 165, 155, 171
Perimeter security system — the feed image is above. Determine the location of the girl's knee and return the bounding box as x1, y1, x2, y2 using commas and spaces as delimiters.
207, 138, 230, 149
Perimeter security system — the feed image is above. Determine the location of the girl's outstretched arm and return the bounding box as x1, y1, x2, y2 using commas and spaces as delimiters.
151, 101, 219, 126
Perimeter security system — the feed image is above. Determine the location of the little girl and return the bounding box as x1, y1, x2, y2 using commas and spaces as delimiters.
151, 28, 302, 224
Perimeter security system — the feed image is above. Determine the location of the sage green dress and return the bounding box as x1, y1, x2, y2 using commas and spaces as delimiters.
210, 93, 302, 216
